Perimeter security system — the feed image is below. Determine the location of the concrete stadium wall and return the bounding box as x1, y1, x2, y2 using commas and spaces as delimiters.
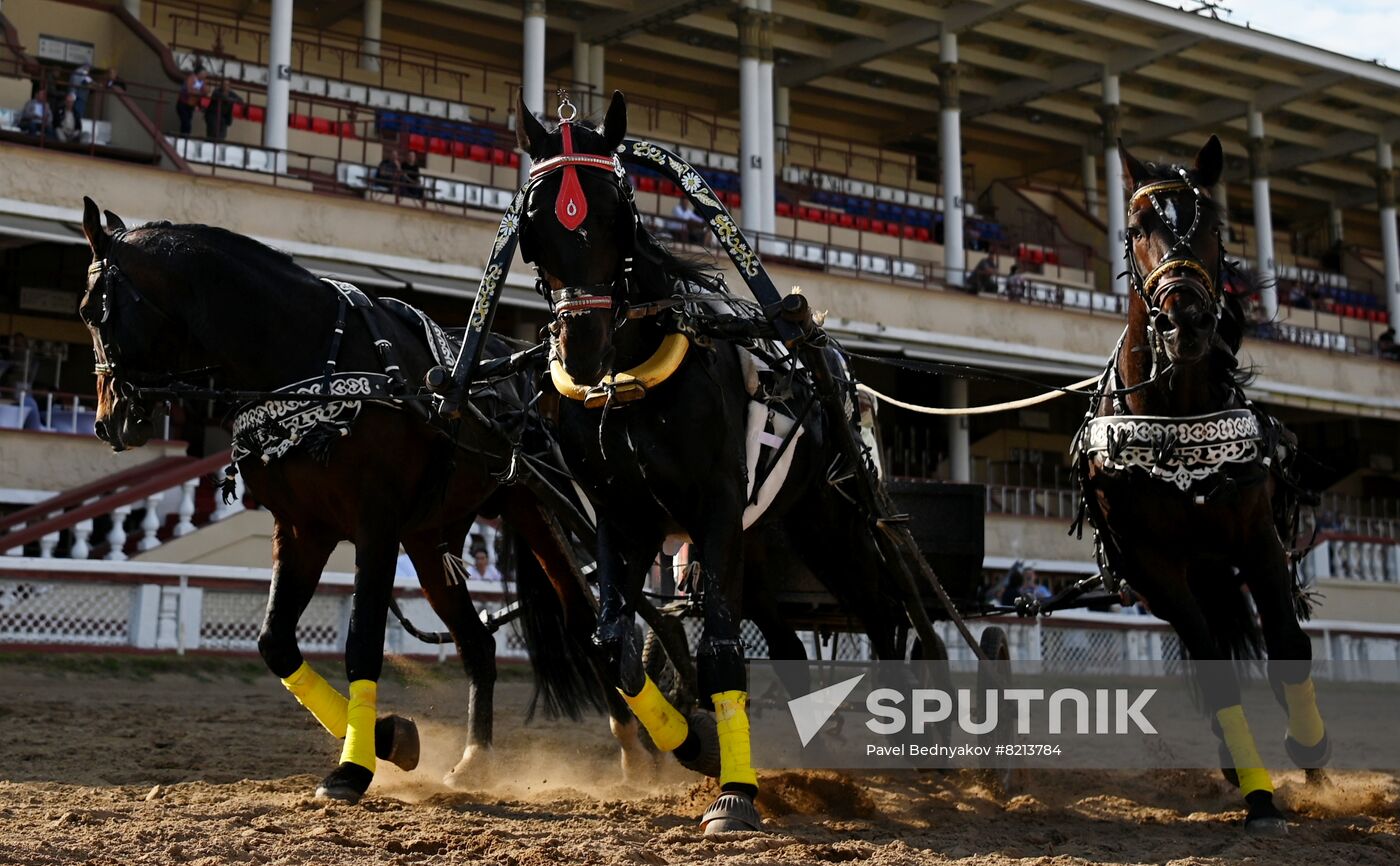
0, 430, 185, 491
135, 507, 357, 571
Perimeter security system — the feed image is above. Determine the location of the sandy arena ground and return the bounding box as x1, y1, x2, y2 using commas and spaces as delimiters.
0, 654, 1395, 865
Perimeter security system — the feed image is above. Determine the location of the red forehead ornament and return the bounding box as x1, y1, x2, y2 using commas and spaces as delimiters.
527, 93, 618, 233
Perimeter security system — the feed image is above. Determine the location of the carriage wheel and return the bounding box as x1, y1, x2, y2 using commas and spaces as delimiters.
641, 621, 694, 712
976, 626, 1016, 798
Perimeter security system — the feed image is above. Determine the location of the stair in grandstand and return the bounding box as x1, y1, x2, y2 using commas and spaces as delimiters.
0, 453, 245, 562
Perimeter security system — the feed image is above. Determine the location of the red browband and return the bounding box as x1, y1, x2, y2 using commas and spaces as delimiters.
554, 294, 614, 315
528, 122, 618, 232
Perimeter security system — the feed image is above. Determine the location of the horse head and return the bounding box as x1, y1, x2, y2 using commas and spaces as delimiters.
1121, 135, 1226, 366
79, 196, 178, 451
516, 91, 631, 387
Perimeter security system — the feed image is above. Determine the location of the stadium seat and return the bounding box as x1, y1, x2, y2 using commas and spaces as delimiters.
490, 148, 509, 165
636, 176, 657, 192
507, 152, 520, 168
429, 137, 449, 155
290, 114, 311, 131
776, 200, 793, 217
247, 105, 265, 123
407, 134, 427, 153
451, 140, 467, 158
915, 227, 931, 243
231, 102, 245, 120
468, 144, 489, 162
311, 117, 332, 135
339, 121, 357, 138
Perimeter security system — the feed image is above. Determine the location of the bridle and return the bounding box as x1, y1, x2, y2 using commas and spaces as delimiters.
519, 97, 642, 329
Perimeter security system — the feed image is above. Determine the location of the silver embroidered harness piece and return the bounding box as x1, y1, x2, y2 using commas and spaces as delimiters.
1080, 408, 1262, 492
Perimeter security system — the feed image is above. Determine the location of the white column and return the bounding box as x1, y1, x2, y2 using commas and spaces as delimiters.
1215, 181, 1231, 243
1378, 141, 1400, 329
122, 0, 141, 19
1082, 149, 1100, 220
1249, 109, 1278, 319
944, 378, 970, 483
1328, 204, 1345, 247
757, 0, 776, 234
737, 0, 762, 234
590, 44, 605, 98
521, 0, 547, 181
263, 0, 293, 160
1101, 72, 1127, 295
360, 0, 382, 72
939, 33, 964, 288
572, 33, 592, 112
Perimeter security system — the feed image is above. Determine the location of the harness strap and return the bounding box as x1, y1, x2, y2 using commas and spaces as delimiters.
322, 294, 350, 394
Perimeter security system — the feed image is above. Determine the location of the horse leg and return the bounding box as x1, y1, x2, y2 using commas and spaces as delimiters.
259, 521, 345, 739
403, 527, 501, 787
693, 509, 763, 834
1243, 531, 1329, 777
1153, 586, 1287, 834
315, 515, 401, 804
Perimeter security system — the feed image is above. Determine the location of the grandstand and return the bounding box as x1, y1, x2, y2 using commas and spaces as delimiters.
0, 0, 1398, 656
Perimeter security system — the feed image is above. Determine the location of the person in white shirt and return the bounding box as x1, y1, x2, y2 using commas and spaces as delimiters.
671, 197, 706, 244
468, 548, 504, 583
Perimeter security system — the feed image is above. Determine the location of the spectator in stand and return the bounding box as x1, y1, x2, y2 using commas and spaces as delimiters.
468, 547, 504, 582
373, 149, 404, 194
1287, 282, 1311, 310
103, 66, 127, 92
203, 80, 241, 141
966, 220, 984, 252
18, 87, 53, 137
53, 92, 83, 143
1005, 263, 1027, 301
176, 64, 207, 136
1379, 326, 1399, 361
671, 197, 707, 244
966, 252, 998, 294
68, 63, 93, 122
402, 150, 424, 200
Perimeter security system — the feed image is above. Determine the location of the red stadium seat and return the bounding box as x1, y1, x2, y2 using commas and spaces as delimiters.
407, 133, 427, 153
870, 219, 886, 234
776, 200, 793, 217
884, 222, 902, 237
838, 213, 855, 228
636, 176, 657, 192
311, 117, 332, 135
247, 105, 265, 123
823, 210, 841, 225
902, 225, 916, 239
507, 151, 520, 168
490, 147, 509, 165
339, 121, 357, 138
451, 140, 467, 158
1046, 250, 1060, 265
915, 227, 931, 242
660, 180, 679, 196
469, 144, 489, 162
231, 102, 245, 119
290, 114, 311, 131
727, 193, 740, 207
429, 137, 449, 155
855, 216, 871, 231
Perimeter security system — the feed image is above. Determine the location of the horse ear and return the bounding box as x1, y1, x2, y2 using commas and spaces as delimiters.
81, 196, 109, 258
104, 210, 126, 233
1119, 140, 1150, 191
1193, 135, 1223, 189
602, 90, 627, 152
516, 93, 548, 159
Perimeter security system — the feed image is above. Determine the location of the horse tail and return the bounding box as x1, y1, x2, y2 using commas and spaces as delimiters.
508, 518, 607, 722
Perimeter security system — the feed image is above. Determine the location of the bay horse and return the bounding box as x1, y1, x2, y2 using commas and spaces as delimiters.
1073, 136, 1328, 834
76, 197, 651, 804
514, 93, 946, 833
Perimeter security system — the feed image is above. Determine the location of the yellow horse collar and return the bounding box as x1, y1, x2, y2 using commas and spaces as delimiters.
551, 333, 690, 409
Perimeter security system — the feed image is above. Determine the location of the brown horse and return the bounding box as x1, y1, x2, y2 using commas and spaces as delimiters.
76, 197, 649, 804
1074, 136, 1327, 833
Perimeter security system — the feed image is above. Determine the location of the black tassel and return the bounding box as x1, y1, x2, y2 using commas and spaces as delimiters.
219, 464, 239, 504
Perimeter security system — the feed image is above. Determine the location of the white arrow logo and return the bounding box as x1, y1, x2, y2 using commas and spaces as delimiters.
787, 674, 865, 747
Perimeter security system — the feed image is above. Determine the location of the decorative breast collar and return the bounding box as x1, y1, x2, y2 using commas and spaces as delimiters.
1081, 408, 1262, 493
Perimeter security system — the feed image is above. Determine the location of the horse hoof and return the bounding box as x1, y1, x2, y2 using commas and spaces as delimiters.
315, 762, 373, 805
1284, 732, 1332, 770
1245, 816, 1289, 836
444, 744, 491, 790
675, 711, 721, 779
375, 715, 420, 772
701, 791, 763, 835
1304, 767, 1332, 789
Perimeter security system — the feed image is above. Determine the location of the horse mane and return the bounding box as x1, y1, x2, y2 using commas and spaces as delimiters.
120, 222, 320, 292
631, 223, 725, 296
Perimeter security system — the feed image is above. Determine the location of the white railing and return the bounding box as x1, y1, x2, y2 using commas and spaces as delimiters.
1302, 535, 1399, 583
0, 558, 522, 659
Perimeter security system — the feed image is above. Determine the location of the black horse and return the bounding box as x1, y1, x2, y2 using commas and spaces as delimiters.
513, 93, 947, 833
1073, 136, 1328, 833
76, 197, 652, 803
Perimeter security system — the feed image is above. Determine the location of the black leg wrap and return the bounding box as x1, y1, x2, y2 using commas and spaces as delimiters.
375, 715, 421, 771
1284, 730, 1332, 769
595, 617, 645, 695
315, 762, 374, 805
256, 627, 304, 680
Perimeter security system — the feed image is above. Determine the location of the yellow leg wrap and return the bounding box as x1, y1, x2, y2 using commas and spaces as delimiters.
1284, 678, 1325, 748
620, 676, 690, 752
281, 661, 348, 738
340, 680, 378, 772
1217, 704, 1272, 795
713, 690, 758, 790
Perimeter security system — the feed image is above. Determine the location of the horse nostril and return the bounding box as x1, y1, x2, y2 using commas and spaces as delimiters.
1153, 312, 1176, 334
